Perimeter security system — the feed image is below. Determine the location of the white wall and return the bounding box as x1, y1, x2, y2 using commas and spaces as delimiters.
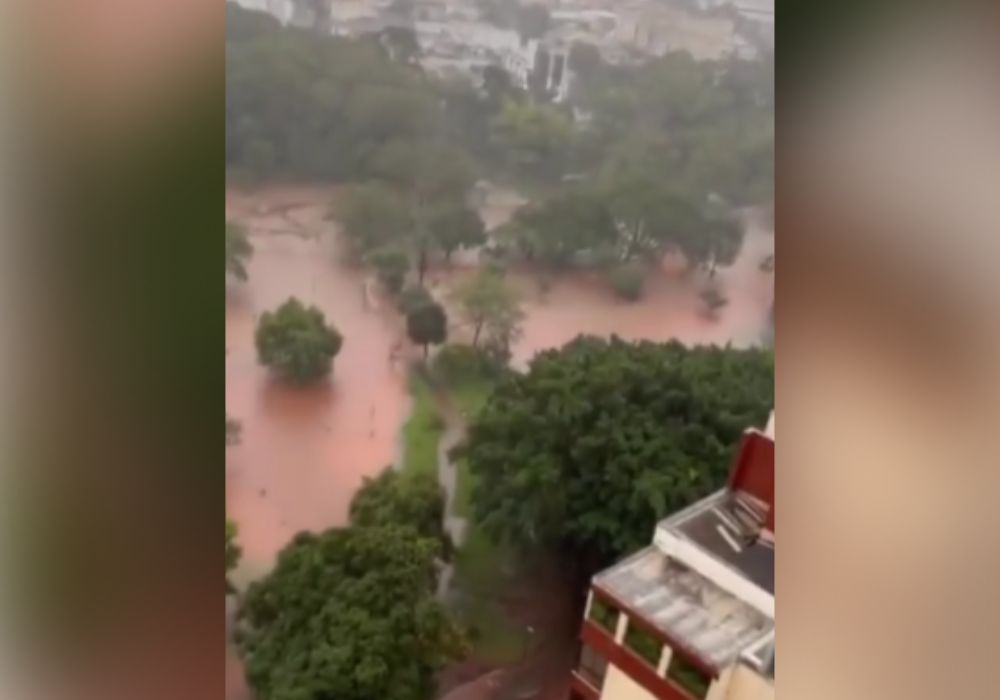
601, 664, 659, 700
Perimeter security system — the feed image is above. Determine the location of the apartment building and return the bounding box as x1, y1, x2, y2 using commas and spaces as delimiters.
569, 415, 775, 700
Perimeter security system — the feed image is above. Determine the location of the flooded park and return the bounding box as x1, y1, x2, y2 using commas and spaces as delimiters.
226, 183, 774, 580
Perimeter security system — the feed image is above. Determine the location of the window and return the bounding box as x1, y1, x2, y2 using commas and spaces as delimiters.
624, 620, 662, 667
587, 594, 619, 634
666, 652, 711, 699
577, 643, 608, 689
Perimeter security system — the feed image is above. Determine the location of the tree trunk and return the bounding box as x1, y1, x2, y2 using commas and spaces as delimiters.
472, 322, 483, 348
423, 343, 429, 359
445, 248, 453, 263
418, 247, 428, 283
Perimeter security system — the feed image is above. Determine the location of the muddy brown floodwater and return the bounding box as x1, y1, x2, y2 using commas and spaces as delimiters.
226, 185, 409, 581
228, 186, 774, 579
225, 184, 772, 699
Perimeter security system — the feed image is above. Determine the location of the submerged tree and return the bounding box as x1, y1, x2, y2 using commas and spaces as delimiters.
464, 337, 773, 573
336, 183, 411, 256
226, 222, 254, 281
449, 269, 524, 352
237, 526, 464, 700
255, 298, 343, 383
407, 301, 448, 358
226, 415, 242, 447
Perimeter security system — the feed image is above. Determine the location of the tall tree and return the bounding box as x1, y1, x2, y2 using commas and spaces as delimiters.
336, 183, 411, 256
448, 269, 524, 352
226, 222, 253, 281
510, 189, 616, 266
464, 337, 773, 573
407, 301, 448, 358
255, 298, 344, 383
237, 526, 464, 700
426, 203, 486, 262
350, 470, 451, 558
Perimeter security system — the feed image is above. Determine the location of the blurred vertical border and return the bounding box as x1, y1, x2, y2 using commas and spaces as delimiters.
2, 1, 224, 698
777, 1, 1000, 699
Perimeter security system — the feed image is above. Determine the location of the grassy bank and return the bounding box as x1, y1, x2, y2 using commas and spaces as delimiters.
452, 524, 527, 665
402, 372, 443, 479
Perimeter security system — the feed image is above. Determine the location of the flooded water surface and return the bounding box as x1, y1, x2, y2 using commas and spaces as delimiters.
226, 185, 773, 576
226, 186, 409, 578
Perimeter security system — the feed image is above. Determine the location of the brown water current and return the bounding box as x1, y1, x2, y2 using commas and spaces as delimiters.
226, 185, 409, 579
226, 185, 774, 577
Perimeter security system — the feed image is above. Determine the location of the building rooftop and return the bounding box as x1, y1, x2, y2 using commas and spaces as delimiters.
594, 544, 773, 670
661, 490, 775, 595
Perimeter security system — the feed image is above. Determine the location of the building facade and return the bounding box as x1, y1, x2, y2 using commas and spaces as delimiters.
569, 415, 775, 700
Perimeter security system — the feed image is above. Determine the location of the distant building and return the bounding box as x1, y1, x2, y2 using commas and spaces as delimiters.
569, 414, 775, 700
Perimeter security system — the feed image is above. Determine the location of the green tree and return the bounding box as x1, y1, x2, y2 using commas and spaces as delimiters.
255, 298, 344, 382
448, 269, 524, 352
226, 519, 241, 593
226, 222, 253, 281
367, 245, 410, 295
407, 301, 448, 358
464, 337, 773, 573
237, 526, 464, 700
491, 100, 573, 181
510, 189, 616, 266
426, 204, 486, 262
350, 470, 451, 558
336, 183, 411, 255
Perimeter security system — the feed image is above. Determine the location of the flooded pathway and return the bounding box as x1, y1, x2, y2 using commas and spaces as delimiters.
226, 185, 409, 581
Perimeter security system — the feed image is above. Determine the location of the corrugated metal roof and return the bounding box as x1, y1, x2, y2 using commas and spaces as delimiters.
594, 546, 773, 669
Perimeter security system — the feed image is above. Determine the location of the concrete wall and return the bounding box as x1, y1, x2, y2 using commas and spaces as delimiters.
724, 664, 774, 700
601, 664, 659, 700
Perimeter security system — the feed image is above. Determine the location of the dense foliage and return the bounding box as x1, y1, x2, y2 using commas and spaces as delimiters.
350, 470, 451, 557
407, 301, 448, 357
464, 336, 773, 568
255, 298, 343, 382
226, 4, 436, 182
237, 526, 463, 700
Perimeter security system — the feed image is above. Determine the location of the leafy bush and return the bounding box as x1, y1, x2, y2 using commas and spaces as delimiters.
255, 298, 343, 382
609, 263, 644, 301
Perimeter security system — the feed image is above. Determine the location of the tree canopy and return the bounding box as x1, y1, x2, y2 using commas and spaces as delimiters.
336, 182, 412, 256
237, 526, 464, 700
464, 336, 773, 569
448, 269, 524, 355
255, 298, 344, 382
226, 4, 437, 182
407, 301, 448, 357
350, 470, 451, 558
